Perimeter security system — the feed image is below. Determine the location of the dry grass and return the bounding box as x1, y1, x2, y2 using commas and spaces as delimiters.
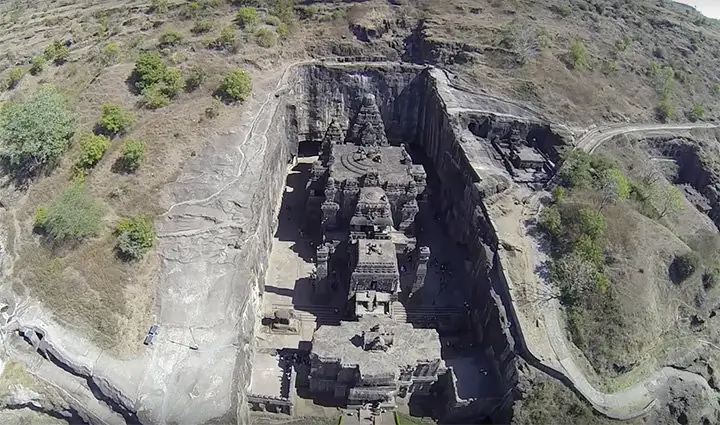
0, 0, 307, 352
0, 361, 36, 396
564, 136, 720, 387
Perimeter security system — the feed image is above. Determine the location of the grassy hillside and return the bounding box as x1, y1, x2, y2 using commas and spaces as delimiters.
0, 0, 718, 382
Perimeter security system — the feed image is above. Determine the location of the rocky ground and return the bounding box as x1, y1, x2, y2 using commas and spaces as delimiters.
0, 0, 720, 424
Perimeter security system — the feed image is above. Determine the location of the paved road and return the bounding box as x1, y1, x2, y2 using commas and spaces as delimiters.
575, 122, 718, 153
527, 120, 719, 419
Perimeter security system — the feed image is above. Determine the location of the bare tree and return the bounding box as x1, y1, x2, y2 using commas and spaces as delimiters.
656, 184, 685, 219
501, 21, 540, 65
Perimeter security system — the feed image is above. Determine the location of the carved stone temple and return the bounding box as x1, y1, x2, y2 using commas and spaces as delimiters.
304, 93, 443, 408
306, 93, 431, 314
309, 316, 445, 408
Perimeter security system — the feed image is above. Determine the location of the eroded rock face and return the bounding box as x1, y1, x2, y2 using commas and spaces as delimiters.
650, 375, 720, 425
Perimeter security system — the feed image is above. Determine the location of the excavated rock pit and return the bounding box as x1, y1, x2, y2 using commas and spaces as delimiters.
2, 62, 571, 425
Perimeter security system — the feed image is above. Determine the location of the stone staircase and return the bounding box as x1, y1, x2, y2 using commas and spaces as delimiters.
391, 302, 467, 326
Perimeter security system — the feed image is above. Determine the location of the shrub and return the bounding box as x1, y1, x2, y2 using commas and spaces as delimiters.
204, 98, 222, 119
75, 133, 111, 173
102, 42, 120, 64
703, 268, 720, 290
601, 60, 619, 75
277, 22, 289, 39
34, 206, 48, 229
713, 84, 720, 95
40, 183, 105, 241
265, 15, 282, 26
615, 36, 632, 51
272, 0, 296, 24
657, 97, 676, 122
687, 104, 705, 122
549, 4, 572, 17
671, 252, 700, 283
0, 86, 75, 176
236, 7, 259, 28
140, 86, 170, 109
217, 70, 252, 101
99, 103, 135, 134
161, 68, 184, 97
114, 215, 156, 260
181, 1, 203, 19
132, 53, 167, 92
149, 0, 169, 13
43, 40, 70, 64
191, 20, 213, 34
120, 140, 146, 171
159, 29, 184, 48
30, 57, 46, 75
185, 66, 206, 91
569, 39, 589, 70
255, 27, 278, 47
7, 67, 25, 89
210, 26, 237, 51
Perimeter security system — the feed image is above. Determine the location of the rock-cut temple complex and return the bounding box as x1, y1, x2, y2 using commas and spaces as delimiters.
303, 94, 445, 407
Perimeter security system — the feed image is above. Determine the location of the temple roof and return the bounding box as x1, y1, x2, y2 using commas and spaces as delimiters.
311, 316, 444, 377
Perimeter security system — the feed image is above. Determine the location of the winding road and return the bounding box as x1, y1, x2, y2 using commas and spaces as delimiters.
525, 120, 720, 420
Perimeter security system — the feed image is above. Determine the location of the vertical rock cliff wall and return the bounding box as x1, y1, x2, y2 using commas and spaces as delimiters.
295, 64, 422, 142
411, 69, 523, 423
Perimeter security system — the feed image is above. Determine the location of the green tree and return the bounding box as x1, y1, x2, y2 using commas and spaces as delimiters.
99, 103, 135, 135
217, 70, 252, 101
558, 149, 592, 188
114, 215, 156, 260
577, 207, 606, 241
132, 53, 168, 92
0, 86, 75, 176
657, 97, 676, 122
596, 168, 630, 209
236, 7, 259, 28
656, 184, 684, 219
75, 133, 111, 172
573, 234, 604, 266
40, 183, 105, 242
120, 140, 146, 171
539, 206, 562, 239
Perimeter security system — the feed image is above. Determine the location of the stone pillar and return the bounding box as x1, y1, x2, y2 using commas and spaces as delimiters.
315, 244, 330, 296
411, 246, 430, 297
321, 201, 339, 231
399, 200, 419, 233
